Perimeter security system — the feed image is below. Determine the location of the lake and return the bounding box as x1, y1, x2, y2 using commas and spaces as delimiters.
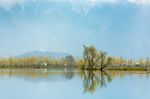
0, 69, 149, 99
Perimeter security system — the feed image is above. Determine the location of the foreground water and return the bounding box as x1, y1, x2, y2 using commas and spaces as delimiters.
0, 69, 149, 99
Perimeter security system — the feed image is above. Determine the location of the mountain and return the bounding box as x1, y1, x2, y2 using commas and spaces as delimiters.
16, 50, 69, 58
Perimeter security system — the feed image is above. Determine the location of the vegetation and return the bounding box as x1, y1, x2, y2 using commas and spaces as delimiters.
0, 56, 71, 68
82, 45, 112, 70
64, 55, 75, 67
0, 45, 149, 70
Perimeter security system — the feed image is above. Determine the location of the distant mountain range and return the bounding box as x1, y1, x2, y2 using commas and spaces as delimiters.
16, 50, 69, 58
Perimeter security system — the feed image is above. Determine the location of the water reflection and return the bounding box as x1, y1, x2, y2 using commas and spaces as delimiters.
78, 70, 112, 93
0, 69, 149, 94
0, 69, 75, 82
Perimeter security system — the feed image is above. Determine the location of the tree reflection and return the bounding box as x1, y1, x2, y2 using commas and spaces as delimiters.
0, 69, 75, 82
80, 70, 112, 93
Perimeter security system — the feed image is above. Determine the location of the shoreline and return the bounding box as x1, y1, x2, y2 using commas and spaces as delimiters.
0, 66, 149, 71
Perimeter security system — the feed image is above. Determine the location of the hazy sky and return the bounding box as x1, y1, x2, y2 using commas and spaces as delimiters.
0, 0, 150, 58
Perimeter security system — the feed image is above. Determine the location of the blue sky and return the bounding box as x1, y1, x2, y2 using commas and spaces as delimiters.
0, 0, 150, 59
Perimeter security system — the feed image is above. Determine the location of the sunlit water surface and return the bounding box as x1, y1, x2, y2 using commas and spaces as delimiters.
0, 69, 150, 99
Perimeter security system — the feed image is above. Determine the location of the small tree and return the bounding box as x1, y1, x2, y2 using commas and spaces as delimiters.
98, 51, 112, 70
83, 45, 97, 69
83, 45, 112, 70
65, 55, 75, 67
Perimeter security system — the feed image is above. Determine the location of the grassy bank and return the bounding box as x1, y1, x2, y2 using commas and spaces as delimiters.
0, 65, 149, 71
0, 65, 77, 69
80, 66, 149, 71
106, 66, 148, 71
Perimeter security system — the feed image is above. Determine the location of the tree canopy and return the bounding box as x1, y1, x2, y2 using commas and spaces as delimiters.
83, 45, 112, 70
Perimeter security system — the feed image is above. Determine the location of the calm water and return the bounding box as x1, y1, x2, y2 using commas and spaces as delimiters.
0, 69, 150, 99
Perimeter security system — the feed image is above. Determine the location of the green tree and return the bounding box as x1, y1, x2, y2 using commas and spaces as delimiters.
99, 51, 112, 70
83, 45, 112, 70
64, 55, 75, 67
83, 45, 97, 69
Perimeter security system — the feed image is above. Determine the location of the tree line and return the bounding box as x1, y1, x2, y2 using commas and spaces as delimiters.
0, 45, 149, 69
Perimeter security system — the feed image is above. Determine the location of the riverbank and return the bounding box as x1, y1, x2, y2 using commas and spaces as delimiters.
106, 66, 149, 71
0, 65, 149, 71
82, 66, 149, 71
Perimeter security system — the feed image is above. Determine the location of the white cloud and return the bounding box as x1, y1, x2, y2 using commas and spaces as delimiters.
49, 0, 150, 5
128, 0, 150, 5
0, 0, 26, 11
0, 0, 150, 12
